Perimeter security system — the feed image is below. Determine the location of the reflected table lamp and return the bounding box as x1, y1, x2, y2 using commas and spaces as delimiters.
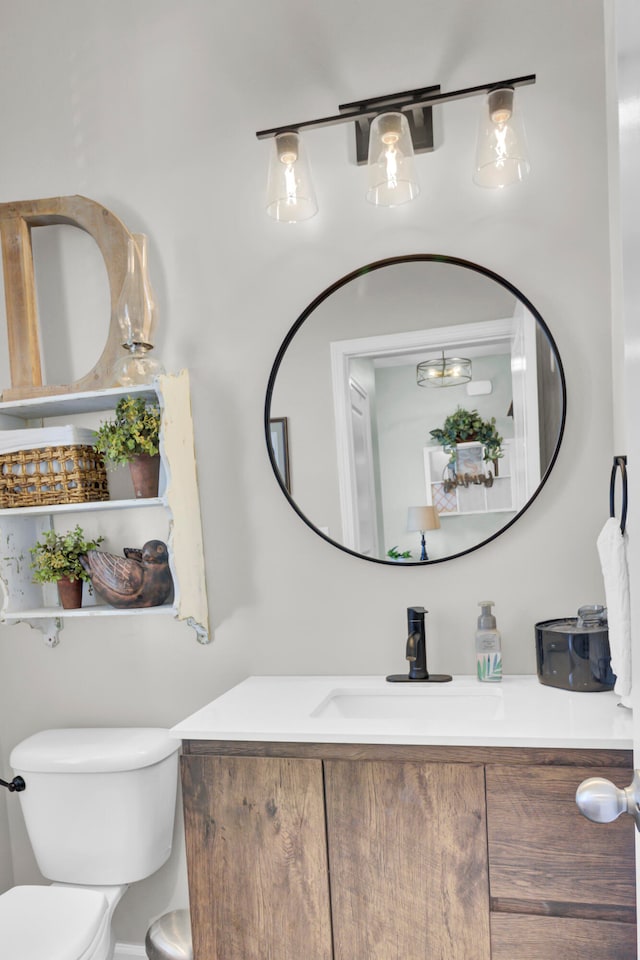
407, 506, 440, 561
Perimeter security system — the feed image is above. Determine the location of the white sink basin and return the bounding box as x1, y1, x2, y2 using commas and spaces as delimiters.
311, 685, 504, 722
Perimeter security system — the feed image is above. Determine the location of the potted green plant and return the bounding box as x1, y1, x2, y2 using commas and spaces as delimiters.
30, 525, 104, 609
94, 395, 162, 498
429, 407, 503, 467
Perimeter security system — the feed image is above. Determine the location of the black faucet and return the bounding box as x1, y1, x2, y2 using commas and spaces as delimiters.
406, 606, 428, 679
386, 606, 452, 683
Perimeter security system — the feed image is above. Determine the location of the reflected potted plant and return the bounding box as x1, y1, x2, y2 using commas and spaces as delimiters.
386, 546, 413, 562
30, 525, 104, 609
94, 395, 161, 498
429, 407, 503, 470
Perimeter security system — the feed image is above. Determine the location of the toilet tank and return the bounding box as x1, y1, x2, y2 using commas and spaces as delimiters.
10, 728, 180, 885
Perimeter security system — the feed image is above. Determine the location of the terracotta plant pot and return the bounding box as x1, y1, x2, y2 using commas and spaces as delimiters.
57, 576, 83, 609
129, 453, 161, 499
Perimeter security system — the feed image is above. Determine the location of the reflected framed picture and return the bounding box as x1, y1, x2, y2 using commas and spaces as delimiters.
269, 417, 291, 493
455, 443, 484, 478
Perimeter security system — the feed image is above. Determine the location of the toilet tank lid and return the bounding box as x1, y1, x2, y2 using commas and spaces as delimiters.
10, 728, 180, 773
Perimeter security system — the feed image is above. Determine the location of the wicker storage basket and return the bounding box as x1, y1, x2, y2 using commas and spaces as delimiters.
0, 444, 110, 508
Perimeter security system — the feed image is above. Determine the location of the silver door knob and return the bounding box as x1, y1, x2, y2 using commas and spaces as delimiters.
576, 770, 640, 830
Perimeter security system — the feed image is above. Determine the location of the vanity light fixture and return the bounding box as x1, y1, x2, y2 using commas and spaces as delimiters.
407, 506, 440, 561
416, 352, 472, 387
257, 73, 535, 220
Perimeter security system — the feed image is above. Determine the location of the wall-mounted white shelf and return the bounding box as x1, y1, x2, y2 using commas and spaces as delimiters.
4, 603, 176, 619
0, 370, 210, 647
0, 383, 157, 421
0, 497, 165, 517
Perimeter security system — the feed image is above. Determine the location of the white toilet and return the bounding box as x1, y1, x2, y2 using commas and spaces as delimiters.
0, 727, 180, 960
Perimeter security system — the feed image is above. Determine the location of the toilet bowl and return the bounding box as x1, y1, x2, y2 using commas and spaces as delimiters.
0, 728, 180, 960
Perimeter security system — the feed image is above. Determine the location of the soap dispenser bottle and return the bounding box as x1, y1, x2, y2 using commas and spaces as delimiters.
476, 601, 502, 682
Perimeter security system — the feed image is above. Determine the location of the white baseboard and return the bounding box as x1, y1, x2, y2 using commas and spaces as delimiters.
114, 944, 146, 959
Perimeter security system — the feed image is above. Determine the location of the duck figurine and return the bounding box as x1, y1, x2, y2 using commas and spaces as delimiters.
80, 539, 173, 608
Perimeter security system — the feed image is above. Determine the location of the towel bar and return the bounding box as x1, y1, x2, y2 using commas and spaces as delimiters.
609, 455, 628, 534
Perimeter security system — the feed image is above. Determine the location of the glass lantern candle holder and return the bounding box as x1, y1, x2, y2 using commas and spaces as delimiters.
112, 233, 166, 386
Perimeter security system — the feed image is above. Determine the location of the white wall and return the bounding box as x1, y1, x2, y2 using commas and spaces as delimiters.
0, 0, 614, 945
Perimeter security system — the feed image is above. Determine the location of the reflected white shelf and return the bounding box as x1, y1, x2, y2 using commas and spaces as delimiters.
3, 603, 176, 619
424, 440, 515, 516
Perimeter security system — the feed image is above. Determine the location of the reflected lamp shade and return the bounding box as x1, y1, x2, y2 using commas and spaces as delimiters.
473, 87, 530, 188
266, 131, 318, 222
417, 353, 472, 387
366, 112, 420, 206
407, 505, 440, 562
407, 506, 440, 533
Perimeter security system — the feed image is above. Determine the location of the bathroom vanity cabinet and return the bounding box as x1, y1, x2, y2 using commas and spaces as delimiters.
180, 740, 636, 960
0, 370, 209, 645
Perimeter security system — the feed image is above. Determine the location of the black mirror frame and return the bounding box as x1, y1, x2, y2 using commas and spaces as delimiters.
264, 254, 567, 566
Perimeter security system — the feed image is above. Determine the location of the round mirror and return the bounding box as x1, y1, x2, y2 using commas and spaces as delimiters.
265, 255, 566, 565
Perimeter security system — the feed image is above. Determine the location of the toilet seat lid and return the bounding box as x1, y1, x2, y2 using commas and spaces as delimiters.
0, 885, 108, 960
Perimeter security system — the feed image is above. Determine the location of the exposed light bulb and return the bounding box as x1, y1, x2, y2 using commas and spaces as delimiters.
278, 144, 298, 165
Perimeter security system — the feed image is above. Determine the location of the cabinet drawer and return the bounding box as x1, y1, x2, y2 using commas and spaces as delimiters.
486, 765, 636, 910
490, 914, 636, 960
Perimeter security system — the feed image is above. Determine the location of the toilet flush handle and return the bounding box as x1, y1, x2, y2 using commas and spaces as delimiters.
0, 775, 25, 792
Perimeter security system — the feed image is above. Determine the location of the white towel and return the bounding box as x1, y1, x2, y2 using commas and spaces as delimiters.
597, 517, 632, 708
0, 426, 97, 456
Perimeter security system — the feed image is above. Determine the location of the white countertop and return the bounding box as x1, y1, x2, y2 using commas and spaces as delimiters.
170, 675, 633, 749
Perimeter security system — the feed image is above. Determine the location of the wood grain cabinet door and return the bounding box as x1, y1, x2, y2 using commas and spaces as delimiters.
324, 759, 491, 960
181, 755, 333, 960
486, 764, 636, 960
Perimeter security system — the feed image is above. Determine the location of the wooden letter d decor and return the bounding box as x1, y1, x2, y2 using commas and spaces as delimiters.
0, 195, 136, 401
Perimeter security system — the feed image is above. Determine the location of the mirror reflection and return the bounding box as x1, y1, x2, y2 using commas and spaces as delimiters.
266, 256, 565, 564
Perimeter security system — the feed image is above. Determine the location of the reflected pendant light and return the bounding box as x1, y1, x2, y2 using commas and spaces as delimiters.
265, 131, 318, 222
473, 86, 530, 188
417, 352, 472, 387
366, 112, 420, 206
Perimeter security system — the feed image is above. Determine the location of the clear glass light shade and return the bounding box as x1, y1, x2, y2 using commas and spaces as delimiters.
366, 112, 420, 206
416, 354, 472, 387
266, 131, 318, 222
112, 233, 165, 386
473, 87, 530, 188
